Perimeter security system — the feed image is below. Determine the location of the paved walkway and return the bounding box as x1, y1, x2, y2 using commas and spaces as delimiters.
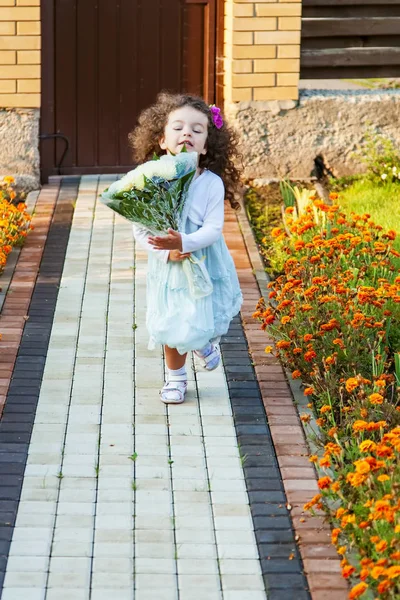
0, 176, 346, 600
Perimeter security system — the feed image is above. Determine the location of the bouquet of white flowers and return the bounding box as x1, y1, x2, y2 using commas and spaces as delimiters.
100, 152, 213, 299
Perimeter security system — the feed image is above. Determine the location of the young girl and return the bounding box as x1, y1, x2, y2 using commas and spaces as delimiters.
130, 92, 243, 404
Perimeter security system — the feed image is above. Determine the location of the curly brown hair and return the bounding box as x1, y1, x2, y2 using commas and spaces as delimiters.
129, 91, 242, 209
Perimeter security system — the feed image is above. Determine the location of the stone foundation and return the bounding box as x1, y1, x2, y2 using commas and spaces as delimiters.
226, 89, 400, 181
0, 108, 40, 192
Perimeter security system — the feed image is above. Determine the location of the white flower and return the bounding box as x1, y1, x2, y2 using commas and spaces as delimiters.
106, 151, 197, 197
381, 173, 387, 180
393, 166, 397, 173
150, 156, 177, 180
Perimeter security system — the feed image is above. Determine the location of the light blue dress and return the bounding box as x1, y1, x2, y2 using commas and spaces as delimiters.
145, 172, 243, 355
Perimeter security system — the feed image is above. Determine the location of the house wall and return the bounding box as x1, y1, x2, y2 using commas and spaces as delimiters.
224, 0, 302, 103
0, 0, 40, 188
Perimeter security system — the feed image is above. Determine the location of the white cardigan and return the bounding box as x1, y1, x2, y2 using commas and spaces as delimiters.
132, 170, 225, 262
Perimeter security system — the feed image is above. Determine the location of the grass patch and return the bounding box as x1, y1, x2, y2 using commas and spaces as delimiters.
335, 180, 400, 251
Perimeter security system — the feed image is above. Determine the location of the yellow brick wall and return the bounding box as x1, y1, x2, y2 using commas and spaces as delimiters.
1, 0, 301, 110
224, 0, 302, 102
0, 0, 40, 108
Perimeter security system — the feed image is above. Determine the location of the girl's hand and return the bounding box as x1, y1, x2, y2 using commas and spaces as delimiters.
148, 229, 183, 251
168, 250, 191, 262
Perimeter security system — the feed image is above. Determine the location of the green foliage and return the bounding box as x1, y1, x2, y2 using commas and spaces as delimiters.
244, 186, 286, 275
104, 170, 195, 234
354, 129, 400, 185
279, 179, 296, 208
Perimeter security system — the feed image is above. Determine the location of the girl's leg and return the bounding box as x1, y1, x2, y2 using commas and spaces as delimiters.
165, 346, 187, 370
160, 346, 187, 404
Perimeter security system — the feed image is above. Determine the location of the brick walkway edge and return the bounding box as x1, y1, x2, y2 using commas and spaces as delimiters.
224, 207, 348, 600
0, 182, 60, 417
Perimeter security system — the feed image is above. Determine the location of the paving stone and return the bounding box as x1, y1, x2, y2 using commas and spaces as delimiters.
264, 573, 308, 589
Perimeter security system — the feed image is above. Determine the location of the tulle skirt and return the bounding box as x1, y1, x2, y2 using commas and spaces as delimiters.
145, 220, 243, 355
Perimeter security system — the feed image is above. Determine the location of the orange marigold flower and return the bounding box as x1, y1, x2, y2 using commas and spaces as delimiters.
371, 566, 386, 579
304, 350, 317, 362
375, 445, 393, 458
359, 440, 376, 453
325, 442, 342, 456
309, 455, 318, 463
377, 581, 392, 594
320, 405, 332, 414
346, 472, 367, 487
319, 456, 331, 468
359, 521, 369, 529
337, 545, 346, 556
360, 408, 368, 418
375, 379, 386, 388
374, 242, 387, 253
376, 540, 388, 552
366, 421, 387, 431
315, 418, 325, 427
276, 340, 291, 350
331, 528, 341, 544
293, 239, 305, 250
303, 493, 322, 511
349, 582, 368, 599
281, 316, 291, 325
3, 176, 14, 184
304, 387, 314, 396
327, 427, 338, 437
342, 564, 355, 578
317, 476, 332, 490
333, 338, 345, 349
293, 347, 302, 354
354, 459, 370, 475
265, 346, 273, 354
303, 334, 313, 342
345, 377, 359, 393
385, 566, 400, 579
369, 392, 384, 405
353, 420, 369, 432
271, 227, 283, 238
370, 535, 380, 543
300, 414, 311, 424
390, 552, 400, 561
292, 370, 301, 379
377, 474, 390, 482
331, 481, 340, 492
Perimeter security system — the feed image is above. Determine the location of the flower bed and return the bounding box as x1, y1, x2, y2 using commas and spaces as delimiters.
253, 197, 400, 599
0, 176, 33, 276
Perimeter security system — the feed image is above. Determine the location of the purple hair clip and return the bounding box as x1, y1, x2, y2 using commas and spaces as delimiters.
210, 105, 224, 129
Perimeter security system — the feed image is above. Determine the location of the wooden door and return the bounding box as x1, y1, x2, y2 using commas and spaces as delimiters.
40, 0, 218, 181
